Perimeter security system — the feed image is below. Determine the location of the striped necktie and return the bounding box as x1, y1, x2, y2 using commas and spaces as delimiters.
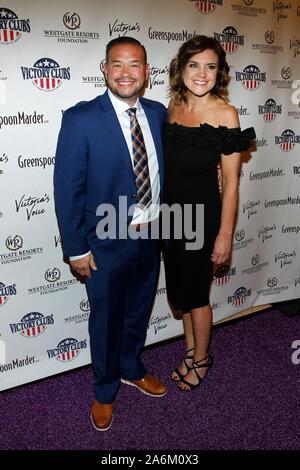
126, 107, 152, 208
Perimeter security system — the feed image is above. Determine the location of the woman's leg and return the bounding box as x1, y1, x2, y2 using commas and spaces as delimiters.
178, 304, 212, 390
171, 312, 195, 380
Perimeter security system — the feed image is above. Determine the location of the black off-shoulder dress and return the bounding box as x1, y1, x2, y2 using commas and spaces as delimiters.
163, 122, 255, 312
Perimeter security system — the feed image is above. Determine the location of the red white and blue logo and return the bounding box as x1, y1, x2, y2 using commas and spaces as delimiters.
0, 281, 17, 307
47, 337, 87, 362
9, 312, 54, 337
228, 287, 251, 307
195, 0, 223, 14
21, 58, 71, 91
214, 26, 244, 54
0, 7, 30, 44
275, 129, 300, 152
258, 98, 282, 122
213, 265, 236, 286
235, 65, 266, 91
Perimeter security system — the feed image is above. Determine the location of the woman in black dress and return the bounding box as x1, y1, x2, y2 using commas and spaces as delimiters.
163, 36, 255, 390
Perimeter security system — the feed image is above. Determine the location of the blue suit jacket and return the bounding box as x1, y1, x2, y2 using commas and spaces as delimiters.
54, 91, 167, 265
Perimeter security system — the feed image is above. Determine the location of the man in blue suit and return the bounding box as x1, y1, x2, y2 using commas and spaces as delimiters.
54, 37, 167, 431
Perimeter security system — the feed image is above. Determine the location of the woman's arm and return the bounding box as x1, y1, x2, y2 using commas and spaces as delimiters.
211, 106, 241, 265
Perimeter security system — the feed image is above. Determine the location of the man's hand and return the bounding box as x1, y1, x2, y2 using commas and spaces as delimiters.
70, 253, 97, 278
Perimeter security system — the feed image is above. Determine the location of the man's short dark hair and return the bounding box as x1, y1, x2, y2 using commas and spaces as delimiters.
105, 36, 147, 63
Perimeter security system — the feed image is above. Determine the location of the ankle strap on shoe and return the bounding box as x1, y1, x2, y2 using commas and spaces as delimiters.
193, 354, 213, 369
184, 347, 194, 359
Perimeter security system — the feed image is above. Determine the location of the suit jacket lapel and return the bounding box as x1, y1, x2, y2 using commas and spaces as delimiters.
97, 91, 135, 178
141, 99, 164, 186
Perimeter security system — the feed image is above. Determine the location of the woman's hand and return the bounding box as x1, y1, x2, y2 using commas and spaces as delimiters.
211, 232, 232, 265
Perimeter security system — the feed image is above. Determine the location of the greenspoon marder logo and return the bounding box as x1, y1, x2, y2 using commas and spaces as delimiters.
0, 7, 30, 44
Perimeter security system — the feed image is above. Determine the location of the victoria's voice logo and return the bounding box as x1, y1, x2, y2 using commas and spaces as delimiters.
214, 26, 244, 54
108, 19, 141, 37
235, 65, 266, 91
258, 98, 282, 122
0, 152, 8, 175
193, 0, 223, 14
21, 58, 70, 91
148, 65, 169, 89
9, 312, 54, 337
275, 129, 300, 152
0, 7, 30, 44
258, 224, 276, 243
273, 0, 292, 21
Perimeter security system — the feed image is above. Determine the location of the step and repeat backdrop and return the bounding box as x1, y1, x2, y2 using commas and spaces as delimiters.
0, 0, 300, 390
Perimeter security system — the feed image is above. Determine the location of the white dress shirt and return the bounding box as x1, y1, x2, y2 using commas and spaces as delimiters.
70, 90, 161, 261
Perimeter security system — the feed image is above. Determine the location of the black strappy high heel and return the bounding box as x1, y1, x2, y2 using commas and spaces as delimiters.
178, 354, 213, 391
171, 347, 194, 382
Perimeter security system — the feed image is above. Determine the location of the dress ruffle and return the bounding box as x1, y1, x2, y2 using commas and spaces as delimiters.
164, 122, 256, 155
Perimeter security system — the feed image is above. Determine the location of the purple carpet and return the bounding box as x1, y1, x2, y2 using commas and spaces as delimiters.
1, 309, 299, 450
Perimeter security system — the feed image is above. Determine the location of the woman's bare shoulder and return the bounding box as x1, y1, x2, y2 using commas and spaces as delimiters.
218, 102, 240, 128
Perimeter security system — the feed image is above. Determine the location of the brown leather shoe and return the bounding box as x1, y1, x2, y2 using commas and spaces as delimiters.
121, 374, 167, 397
90, 400, 113, 431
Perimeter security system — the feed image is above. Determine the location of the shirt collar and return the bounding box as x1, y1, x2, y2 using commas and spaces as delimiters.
108, 89, 141, 116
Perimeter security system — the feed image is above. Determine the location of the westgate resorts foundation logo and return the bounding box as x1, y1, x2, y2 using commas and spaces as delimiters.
21, 58, 70, 91
64, 299, 90, 326
258, 98, 282, 122
47, 338, 87, 362
0, 7, 30, 44
241, 254, 269, 275
82, 60, 106, 89
233, 228, 254, 250
44, 12, 99, 44
28, 268, 78, 296
214, 26, 244, 54
252, 30, 283, 54
271, 66, 293, 89
231, 0, 266, 17
1, 235, 43, 265
235, 65, 266, 91
9, 312, 54, 337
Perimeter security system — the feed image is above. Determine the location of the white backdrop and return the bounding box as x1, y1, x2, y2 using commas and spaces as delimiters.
1, 0, 300, 390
